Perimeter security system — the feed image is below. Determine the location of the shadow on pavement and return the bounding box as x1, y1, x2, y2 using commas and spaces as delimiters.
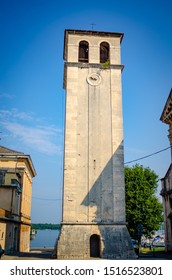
138, 251, 172, 260
2, 248, 172, 260
1, 248, 55, 260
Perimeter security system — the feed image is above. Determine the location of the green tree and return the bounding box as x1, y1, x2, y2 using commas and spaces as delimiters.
125, 164, 163, 239
31, 223, 61, 230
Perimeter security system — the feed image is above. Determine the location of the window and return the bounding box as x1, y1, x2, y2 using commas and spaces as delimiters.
100, 42, 110, 63
11, 179, 22, 193
169, 194, 172, 209
11, 179, 19, 186
78, 41, 89, 63
0, 170, 6, 185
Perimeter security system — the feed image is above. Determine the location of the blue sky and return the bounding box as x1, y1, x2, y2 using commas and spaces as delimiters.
0, 0, 172, 223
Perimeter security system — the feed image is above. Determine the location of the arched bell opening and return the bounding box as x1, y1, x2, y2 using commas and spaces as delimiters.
100, 41, 110, 63
78, 41, 89, 63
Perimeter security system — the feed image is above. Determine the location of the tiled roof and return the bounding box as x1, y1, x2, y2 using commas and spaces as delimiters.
0, 145, 24, 155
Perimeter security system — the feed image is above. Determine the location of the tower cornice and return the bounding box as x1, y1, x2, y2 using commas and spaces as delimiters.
65, 29, 124, 39
63, 62, 124, 89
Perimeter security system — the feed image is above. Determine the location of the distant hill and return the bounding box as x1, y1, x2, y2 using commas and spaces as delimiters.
31, 223, 61, 230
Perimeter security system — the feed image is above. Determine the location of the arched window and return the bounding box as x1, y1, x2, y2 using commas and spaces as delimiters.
78, 41, 89, 63
100, 42, 110, 63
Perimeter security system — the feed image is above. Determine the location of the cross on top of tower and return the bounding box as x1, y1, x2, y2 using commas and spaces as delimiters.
90, 23, 96, 30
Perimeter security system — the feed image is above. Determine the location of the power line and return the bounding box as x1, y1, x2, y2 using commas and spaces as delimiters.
32, 146, 171, 201
124, 146, 171, 165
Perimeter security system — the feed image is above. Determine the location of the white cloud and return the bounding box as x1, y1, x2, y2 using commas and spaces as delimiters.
4, 122, 61, 154
0, 92, 15, 99
0, 109, 36, 122
0, 109, 62, 155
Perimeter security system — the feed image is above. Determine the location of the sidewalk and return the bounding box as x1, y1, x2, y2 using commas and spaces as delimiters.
1, 248, 55, 260
1, 249, 172, 260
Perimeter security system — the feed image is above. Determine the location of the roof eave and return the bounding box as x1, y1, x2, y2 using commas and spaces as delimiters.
160, 88, 172, 123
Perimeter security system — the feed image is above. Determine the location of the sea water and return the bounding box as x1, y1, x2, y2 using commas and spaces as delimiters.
30, 229, 60, 248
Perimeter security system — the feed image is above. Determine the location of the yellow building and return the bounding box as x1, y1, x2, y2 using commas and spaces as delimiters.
0, 145, 36, 253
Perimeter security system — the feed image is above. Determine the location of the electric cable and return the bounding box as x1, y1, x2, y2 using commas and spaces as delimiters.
32, 146, 171, 200
124, 146, 171, 165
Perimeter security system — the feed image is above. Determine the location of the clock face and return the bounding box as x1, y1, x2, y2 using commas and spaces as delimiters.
86, 73, 102, 86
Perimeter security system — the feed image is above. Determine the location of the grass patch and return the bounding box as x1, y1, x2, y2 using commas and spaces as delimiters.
140, 248, 150, 254
140, 247, 165, 254
151, 247, 165, 252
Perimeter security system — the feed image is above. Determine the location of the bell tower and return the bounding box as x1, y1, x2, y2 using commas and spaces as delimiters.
57, 29, 135, 259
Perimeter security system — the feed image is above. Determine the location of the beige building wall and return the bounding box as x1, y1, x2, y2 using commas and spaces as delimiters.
0, 147, 36, 253
0, 220, 6, 249
0, 158, 33, 220
63, 66, 125, 223
57, 30, 135, 259
67, 34, 121, 64
20, 166, 33, 220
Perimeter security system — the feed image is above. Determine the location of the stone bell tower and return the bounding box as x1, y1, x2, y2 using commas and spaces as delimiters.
57, 29, 135, 259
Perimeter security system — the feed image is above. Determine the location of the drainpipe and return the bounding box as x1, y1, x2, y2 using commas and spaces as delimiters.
10, 187, 14, 214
